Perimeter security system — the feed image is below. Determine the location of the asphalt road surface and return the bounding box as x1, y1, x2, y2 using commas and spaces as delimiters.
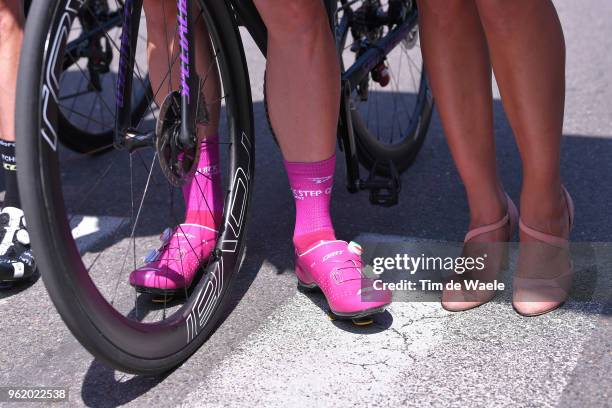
1, 1, 611, 407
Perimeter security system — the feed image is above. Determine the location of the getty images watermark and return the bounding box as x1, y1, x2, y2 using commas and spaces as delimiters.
358, 240, 608, 303
369, 253, 506, 292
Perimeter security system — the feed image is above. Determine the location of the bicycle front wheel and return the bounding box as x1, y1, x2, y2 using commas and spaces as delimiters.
17, 0, 254, 375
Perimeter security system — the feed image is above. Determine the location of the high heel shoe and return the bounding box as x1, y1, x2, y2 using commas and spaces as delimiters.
442, 193, 518, 312
513, 186, 575, 316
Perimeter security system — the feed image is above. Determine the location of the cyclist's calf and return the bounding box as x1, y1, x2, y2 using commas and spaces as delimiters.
254, 0, 329, 43
142, 0, 176, 28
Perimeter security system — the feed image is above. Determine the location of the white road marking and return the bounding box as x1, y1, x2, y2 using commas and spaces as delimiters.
69, 215, 128, 253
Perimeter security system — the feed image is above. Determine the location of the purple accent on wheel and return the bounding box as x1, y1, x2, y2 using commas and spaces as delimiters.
177, 0, 190, 101
116, 0, 134, 108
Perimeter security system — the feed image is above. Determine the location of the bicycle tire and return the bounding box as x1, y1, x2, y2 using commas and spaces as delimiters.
335, 2, 434, 176
17, 0, 254, 375
352, 71, 433, 175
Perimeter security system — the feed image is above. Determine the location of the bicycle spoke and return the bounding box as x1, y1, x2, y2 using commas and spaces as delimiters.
58, 103, 113, 130
78, 1, 151, 103
67, 155, 121, 220
85, 218, 130, 274
134, 150, 162, 187
113, 150, 158, 305
47, 0, 243, 328
71, 58, 116, 122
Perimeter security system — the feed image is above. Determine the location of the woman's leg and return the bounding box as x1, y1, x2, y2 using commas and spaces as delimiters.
474, 0, 568, 238
417, 0, 514, 310
475, 0, 571, 315
417, 0, 507, 231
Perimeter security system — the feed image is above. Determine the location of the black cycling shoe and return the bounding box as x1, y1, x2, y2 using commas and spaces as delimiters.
0, 207, 36, 283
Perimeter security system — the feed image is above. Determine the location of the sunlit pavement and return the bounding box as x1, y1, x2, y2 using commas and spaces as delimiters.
1, 1, 611, 406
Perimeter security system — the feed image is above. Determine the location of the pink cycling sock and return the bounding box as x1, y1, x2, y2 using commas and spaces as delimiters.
284, 154, 336, 253
182, 135, 223, 229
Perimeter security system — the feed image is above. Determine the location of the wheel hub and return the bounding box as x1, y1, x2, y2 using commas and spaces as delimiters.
155, 91, 199, 187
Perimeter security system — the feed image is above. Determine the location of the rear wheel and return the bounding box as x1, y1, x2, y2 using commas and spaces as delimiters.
57, 0, 151, 155
17, 0, 254, 375
335, 0, 434, 176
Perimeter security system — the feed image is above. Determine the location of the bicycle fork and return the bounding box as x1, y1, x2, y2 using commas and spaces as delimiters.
114, 0, 200, 152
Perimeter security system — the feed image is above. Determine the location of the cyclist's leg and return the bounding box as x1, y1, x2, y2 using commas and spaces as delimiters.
144, 0, 223, 228
143, 0, 220, 135
130, 0, 222, 292
0, 0, 35, 284
254, 0, 339, 250
0, 0, 24, 207
252, 1, 390, 316
474, 0, 571, 315
255, 1, 338, 162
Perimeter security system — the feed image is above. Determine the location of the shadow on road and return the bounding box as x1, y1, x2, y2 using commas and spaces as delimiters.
81, 361, 168, 408
297, 286, 394, 333
0, 271, 40, 299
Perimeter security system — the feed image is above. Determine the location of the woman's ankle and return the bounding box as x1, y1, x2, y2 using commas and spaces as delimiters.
466, 185, 508, 229
520, 184, 569, 238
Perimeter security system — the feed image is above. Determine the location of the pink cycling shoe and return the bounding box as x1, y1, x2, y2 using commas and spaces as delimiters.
129, 223, 217, 295
295, 240, 391, 318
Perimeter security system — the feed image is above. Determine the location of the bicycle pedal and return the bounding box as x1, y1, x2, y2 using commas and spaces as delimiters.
369, 187, 398, 207
151, 295, 175, 304
360, 160, 402, 207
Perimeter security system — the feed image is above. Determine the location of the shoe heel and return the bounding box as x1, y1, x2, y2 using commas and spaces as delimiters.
295, 264, 317, 291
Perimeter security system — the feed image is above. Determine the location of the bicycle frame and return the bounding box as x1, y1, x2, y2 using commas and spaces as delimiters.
114, 0, 419, 196
232, 0, 419, 196
114, 0, 198, 150
115, 0, 144, 145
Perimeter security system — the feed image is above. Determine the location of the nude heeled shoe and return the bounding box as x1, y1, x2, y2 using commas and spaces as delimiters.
513, 186, 575, 316
442, 194, 518, 312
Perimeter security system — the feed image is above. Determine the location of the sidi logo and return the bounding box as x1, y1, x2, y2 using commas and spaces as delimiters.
323, 250, 343, 262
197, 164, 220, 176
